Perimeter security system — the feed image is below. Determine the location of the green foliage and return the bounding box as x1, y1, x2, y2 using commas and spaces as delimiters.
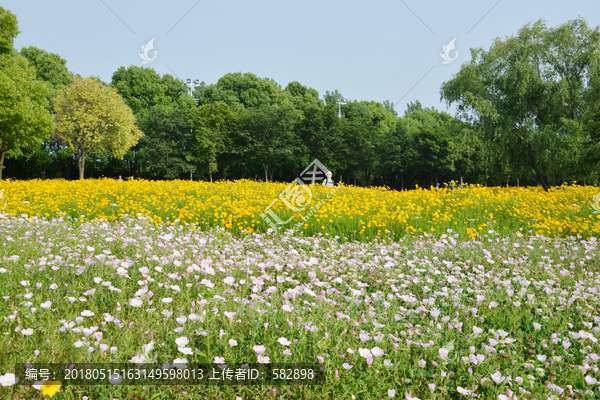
20, 46, 74, 94
198, 72, 282, 112
190, 102, 237, 181
441, 17, 600, 190
0, 52, 53, 179
0, 6, 19, 55
110, 66, 186, 115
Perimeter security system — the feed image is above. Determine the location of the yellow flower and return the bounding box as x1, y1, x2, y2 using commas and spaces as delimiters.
41, 381, 61, 398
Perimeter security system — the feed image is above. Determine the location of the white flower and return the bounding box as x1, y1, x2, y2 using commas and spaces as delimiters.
253, 345, 266, 355
0, 373, 17, 386
388, 389, 396, 398
162, 298, 173, 304
21, 328, 34, 336
473, 326, 483, 335
584, 375, 597, 385
214, 357, 225, 363
223, 276, 235, 285
129, 355, 146, 364
229, 339, 238, 347
129, 298, 143, 307
176, 316, 187, 325
359, 333, 371, 342
40, 301, 52, 309
81, 310, 94, 317
175, 337, 189, 347
358, 348, 372, 358
439, 348, 450, 359
342, 363, 353, 370
371, 347, 385, 357
533, 322, 542, 330
537, 354, 547, 362
178, 347, 193, 355
173, 358, 187, 366
457, 387, 472, 396
257, 355, 270, 364
282, 304, 293, 312
188, 313, 201, 321
224, 312, 236, 320
491, 371, 505, 384
278, 337, 291, 346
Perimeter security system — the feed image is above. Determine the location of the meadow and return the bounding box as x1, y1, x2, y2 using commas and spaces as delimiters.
0, 180, 599, 399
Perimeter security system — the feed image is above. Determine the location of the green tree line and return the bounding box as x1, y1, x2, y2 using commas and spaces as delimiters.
1, 6, 599, 190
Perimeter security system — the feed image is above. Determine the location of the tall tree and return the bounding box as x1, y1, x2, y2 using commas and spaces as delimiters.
0, 7, 53, 179
236, 102, 303, 182
190, 102, 237, 182
53, 78, 143, 179
441, 18, 600, 191
137, 100, 196, 180
20, 46, 73, 98
198, 72, 281, 112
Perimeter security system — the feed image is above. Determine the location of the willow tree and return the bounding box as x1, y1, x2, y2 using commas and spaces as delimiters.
441, 18, 600, 191
53, 77, 143, 179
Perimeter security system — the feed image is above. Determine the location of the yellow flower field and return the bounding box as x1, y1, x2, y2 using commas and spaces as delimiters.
1, 178, 599, 240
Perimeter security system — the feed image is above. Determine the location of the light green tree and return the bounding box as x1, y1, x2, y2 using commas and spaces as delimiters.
53, 78, 143, 179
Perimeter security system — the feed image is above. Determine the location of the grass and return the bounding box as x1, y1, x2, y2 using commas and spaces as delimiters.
0, 209, 599, 399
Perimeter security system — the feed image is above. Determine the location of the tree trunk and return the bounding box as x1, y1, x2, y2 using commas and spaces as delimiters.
78, 152, 86, 180
401, 175, 404, 191
353, 171, 356, 186
0, 151, 4, 180
264, 165, 268, 183
209, 170, 213, 183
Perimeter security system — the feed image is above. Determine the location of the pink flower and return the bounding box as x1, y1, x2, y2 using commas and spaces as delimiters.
257, 355, 270, 364
253, 345, 266, 355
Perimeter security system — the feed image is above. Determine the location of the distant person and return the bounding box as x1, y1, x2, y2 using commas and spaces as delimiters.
322, 171, 334, 187
450, 180, 455, 190
118, 175, 123, 181
436, 182, 440, 190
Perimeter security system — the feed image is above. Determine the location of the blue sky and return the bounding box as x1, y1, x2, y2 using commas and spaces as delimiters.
5, 0, 600, 115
